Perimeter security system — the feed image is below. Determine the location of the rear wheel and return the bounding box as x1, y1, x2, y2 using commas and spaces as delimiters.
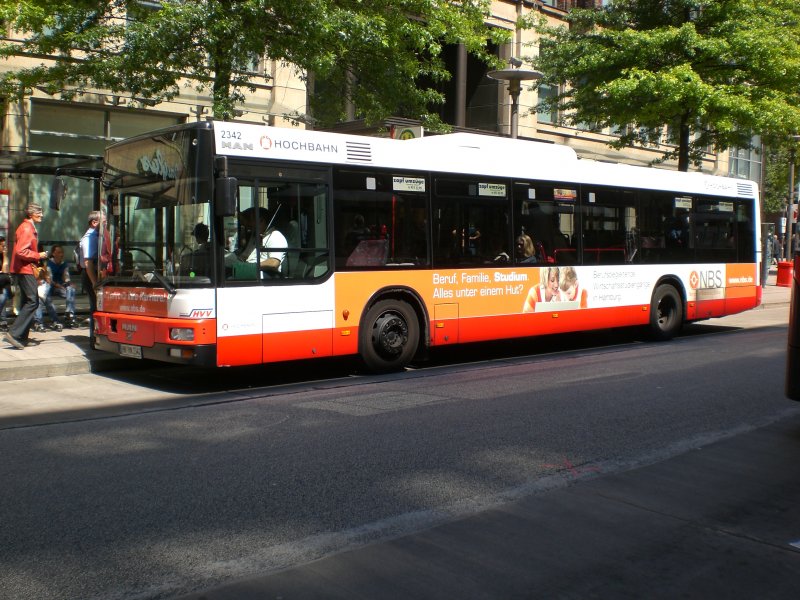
360, 299, 419, 373
649, 284, 683, 340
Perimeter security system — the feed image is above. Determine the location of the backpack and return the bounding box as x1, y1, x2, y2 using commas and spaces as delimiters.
73, 243, 83, 273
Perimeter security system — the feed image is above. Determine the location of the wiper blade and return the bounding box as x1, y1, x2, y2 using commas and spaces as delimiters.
148, 270, 177, 296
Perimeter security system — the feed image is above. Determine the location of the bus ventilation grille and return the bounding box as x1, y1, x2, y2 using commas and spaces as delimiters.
736, 182, 754, 197
346, 141, 372, 163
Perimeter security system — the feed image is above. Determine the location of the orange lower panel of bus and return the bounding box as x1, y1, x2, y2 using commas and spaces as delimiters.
454, 304, 652, 343
217, 328, 334, 366
220, 295, 761, 366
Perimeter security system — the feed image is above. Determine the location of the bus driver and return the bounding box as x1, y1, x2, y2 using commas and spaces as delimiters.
233, 206, 287, 276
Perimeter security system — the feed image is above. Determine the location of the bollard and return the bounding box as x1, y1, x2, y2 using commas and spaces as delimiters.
785, 254, 800, 400
776, 261, 793, 287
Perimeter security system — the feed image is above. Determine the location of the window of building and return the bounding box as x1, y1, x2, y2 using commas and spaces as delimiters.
728, 136, 762, 183
426, 41, 502, 132
29, 100, 181, 156
536, 84, 558, 125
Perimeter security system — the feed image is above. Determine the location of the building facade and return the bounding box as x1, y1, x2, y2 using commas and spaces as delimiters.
0, 0, 747, 250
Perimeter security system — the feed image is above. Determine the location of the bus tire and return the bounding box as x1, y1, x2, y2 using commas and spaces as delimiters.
649, 284, 683, 340
360, 299, 419, 373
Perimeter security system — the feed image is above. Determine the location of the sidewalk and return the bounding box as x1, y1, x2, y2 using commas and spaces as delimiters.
0, 291, 132, 382
0, 273, 793, 382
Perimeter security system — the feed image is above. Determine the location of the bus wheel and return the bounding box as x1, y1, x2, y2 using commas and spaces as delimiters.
649, 284, 683, 340
360, 300, 419, 373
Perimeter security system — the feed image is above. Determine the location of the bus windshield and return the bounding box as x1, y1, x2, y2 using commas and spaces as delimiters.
102, 126, 214, 289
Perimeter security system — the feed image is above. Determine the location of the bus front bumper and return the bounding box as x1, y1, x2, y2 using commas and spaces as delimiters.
94, 334, 217, 366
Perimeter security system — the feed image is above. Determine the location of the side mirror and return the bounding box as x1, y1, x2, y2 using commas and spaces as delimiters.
214, 177, 237, 217
50, 177, 67, 211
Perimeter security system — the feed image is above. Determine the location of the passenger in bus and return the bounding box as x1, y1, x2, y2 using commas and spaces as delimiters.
184, 223, 211, 276
344, 214, 371, 253
236, 206, 287, 276
558, 266, 588, 308
515, 234, 538, 264
665, 210, 690, 249
193, 223, 210, 249
522, 266, 560, 313
467, 224, 481, 256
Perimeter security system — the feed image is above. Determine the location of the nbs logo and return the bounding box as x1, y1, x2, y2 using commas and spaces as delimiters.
690, 269, 723, 289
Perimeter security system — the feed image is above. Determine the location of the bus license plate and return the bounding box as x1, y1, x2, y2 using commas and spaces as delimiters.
119, 344, 143, 359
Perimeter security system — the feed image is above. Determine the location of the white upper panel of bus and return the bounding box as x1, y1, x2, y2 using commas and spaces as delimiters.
212, 121, 758, 200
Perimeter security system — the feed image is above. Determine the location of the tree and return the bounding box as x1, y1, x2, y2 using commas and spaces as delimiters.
763, 143, 799, 215
0, 1, 505, 124
527, 0, 800, 171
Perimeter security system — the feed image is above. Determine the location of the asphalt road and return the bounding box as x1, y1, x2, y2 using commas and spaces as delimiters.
1, 306, 798, 599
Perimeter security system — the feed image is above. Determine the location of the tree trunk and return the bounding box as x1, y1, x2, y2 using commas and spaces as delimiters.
211, 53, 234, 121
678, 115, 691, 172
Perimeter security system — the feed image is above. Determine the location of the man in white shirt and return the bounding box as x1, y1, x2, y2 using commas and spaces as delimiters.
236, 206, 286, 276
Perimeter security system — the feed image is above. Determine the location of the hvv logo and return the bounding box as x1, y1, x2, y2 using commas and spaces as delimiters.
180, 308, 214, 318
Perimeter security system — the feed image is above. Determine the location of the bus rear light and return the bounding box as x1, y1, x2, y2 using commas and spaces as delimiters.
170, 327, 195, 341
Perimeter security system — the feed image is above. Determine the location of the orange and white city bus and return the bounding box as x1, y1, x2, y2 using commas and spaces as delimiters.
90, 121, 761, 372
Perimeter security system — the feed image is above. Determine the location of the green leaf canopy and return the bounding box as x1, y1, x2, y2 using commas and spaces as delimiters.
529, 0, 800, 171
0, 0, 505, 124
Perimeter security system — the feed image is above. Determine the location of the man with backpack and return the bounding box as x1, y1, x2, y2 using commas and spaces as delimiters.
79, 210, 100, 342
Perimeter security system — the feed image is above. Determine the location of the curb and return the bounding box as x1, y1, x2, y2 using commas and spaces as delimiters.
0, 348, 144, 382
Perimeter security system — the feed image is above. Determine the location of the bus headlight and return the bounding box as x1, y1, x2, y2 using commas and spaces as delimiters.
170, 327, 195, 341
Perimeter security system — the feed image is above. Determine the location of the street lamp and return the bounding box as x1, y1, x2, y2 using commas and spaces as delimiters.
488, 61, 543, 139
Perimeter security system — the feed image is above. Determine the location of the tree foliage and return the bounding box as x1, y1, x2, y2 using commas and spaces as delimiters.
0, 0, 505, 124
527, 0, 800, 171
763, 143, 800, 215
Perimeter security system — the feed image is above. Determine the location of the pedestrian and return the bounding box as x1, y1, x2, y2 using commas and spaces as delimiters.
772, 234, 782, 265
34, 244, 77, 330
31, 248, 51, 333
3, 203, 49, 349
79, 210, 100, 342
0, 235, 12, 330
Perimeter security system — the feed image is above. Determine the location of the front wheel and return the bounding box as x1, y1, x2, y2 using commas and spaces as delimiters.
359, 299, 419, 373
649, 284, 683, 340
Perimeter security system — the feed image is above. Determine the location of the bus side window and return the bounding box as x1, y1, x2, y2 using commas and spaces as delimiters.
514, 182, 575, 266
286, 184, 329, 280
639, 191, 694, 264
223, 176, 330, 282
694, 197, 737, 264
581, 187, 637, 265
432, 177, 510, 267
735, 202, 755, 263
334, 169, 429, 270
